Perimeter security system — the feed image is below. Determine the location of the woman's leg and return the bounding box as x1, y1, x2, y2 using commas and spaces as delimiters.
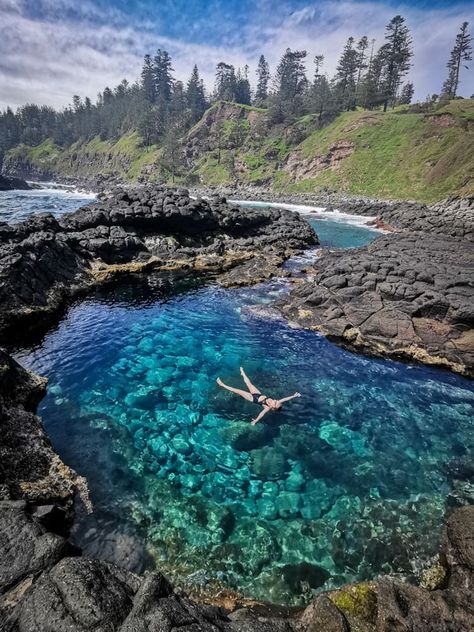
217, 378, 254, 402
239, 367, 260, 394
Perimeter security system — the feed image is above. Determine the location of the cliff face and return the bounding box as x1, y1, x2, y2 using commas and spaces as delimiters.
3, 99, 474, 202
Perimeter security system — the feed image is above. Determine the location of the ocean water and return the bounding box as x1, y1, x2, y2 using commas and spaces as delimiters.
10, 187, 474, 604
234, 198, 382, 249
0, 182, 94, 223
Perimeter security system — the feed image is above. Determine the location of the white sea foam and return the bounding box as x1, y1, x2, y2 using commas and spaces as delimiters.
229, 198, 385, 231
27, 181, 96, 199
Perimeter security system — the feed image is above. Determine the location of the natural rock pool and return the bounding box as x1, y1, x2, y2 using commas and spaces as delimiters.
10, 190, 474, 605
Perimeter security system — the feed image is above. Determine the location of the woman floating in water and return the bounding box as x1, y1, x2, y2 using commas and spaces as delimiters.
217, 367, 301, 425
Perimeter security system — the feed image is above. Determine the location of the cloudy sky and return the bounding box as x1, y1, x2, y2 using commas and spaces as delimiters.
0, 0, 473, 110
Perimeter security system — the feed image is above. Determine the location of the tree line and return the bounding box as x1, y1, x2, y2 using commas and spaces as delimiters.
0, 17, 471, 167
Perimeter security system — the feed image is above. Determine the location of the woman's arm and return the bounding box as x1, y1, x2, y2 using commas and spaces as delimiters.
277, 392, 301, 405
251, 407, 271, 425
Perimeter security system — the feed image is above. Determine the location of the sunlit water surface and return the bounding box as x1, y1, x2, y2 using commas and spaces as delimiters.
11, 188, 474, 604
0, 182, 94, 223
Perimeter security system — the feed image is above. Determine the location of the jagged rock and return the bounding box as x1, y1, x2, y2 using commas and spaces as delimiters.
0, 185, 317, 342
0, 174, 30, 191
297, 506, 474, 631
299, 594, 350, 631
0, 349, 76, 508
0, 501, 77, 595
14, 558, 139, 631
203, 189, 474, 241
278, 232, 474, 377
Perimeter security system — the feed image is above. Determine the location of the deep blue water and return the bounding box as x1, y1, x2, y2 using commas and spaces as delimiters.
10, 188, 474, 605
0, 183, 94, 223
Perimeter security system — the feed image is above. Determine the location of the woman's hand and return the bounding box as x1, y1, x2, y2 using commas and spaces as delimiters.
251, 418, 259, 425
294, 392, 301, 397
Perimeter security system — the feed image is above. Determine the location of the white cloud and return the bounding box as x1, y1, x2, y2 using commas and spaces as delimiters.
0, 0, 473, 110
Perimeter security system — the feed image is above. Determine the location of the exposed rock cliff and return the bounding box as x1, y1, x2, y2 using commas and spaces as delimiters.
4, 99, 473, 202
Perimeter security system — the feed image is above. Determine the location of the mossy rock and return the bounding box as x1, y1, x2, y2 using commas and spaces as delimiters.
420, 560, 448, 591
329, 581, 378, 627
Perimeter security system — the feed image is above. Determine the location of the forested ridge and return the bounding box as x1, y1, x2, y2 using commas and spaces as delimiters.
1, 17, 471, 161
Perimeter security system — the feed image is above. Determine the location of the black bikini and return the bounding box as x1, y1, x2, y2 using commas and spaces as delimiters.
252, 392, 269, 406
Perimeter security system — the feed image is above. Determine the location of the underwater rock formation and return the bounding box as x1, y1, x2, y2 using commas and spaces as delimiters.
278, 232, 474, 377
1, 347, 473, 630
1, 451, 473, 630
0, 185, 317, 342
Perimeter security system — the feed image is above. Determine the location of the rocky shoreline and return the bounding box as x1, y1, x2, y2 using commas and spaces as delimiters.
1, 184, 474, 630
0, 185, 316, 343
0, 174, 31, 192
278, 232, 474, 377
203, 187, 474, 377
2, 348, 474, 631
196, 186, 474, 239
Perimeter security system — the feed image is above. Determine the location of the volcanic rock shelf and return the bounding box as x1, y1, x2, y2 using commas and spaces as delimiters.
277, 227, 474, 377
0, 185, 317, 342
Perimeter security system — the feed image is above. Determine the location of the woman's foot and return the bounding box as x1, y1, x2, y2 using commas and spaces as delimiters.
216, 377, 224, 387
239, 366, 245, 377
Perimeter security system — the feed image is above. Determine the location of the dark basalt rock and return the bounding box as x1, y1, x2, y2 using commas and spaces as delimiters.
2, 184, 474, 629
1, 490, 473, 631
278, 232, 474, 377
203, 188, 474, 240
0, 349, 76, 509
0, 185, 317, 342
0, 174, 31, 191
332, 195, 474, 241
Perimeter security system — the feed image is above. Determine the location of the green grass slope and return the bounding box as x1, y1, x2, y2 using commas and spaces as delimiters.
4, 99, 473, 203
284, 101, 474, 201
5, 133, 160, 181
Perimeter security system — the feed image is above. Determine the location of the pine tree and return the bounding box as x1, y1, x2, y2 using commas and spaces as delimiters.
159, 126, 184, 183
141, 54, 156, 103
379, 16, 413, 111
275, 49, 307, 100
334, 37, 359, 110
271, 49, 307, 121
355, 36, 369, 102
186, 65, 207, 124
398, 82, 414, 104
215, 62, 237, 101
308, 55, 332, 120
255, 55, 270, 104
361, 42, 388, 109
235, 66, 251, 105
169, 81, 188, 132
153, 49, 174, 104
442, 22, 472, 98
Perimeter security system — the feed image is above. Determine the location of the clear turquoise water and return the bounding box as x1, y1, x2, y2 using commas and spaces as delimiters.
312, 218, 378, 249
12, 190, 474, 604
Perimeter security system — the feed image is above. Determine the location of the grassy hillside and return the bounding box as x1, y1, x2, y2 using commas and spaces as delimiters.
6, 133, 160, 182
4, 99, 474, 203
284, 103, 474, 200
